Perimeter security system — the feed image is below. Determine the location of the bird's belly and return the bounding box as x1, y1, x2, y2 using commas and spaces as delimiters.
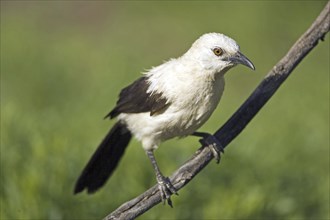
164, 100, 216, 138
119, 94, 219, 150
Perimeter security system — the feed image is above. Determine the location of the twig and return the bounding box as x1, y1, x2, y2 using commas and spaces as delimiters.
105, 2, 330, 220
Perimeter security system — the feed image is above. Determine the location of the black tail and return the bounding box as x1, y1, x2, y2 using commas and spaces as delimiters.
74, 122, 132, 194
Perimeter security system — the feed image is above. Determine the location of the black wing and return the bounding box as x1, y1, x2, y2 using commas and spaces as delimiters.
106, 76, 170, 119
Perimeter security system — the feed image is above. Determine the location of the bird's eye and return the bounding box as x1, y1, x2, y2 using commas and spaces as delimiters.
212, 47, 223, 56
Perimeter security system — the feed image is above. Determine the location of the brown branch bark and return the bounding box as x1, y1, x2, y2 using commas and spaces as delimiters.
105, 2, 330, 220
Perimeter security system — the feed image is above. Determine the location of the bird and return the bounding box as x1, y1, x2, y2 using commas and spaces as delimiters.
74, 32, 255, 205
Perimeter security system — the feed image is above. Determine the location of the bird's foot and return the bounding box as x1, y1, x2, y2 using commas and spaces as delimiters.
156, 174, 178, 207
193, 132, 224, 164
206, 141, 223, 164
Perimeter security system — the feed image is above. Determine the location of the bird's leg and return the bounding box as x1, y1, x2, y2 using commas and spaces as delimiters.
192, 132, 224, 164
146, 150, 178, 207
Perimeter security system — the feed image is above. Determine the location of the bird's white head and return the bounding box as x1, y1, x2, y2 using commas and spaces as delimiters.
183, 33, 255, 74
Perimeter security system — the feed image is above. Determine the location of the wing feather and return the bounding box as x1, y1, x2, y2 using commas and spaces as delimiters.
106, 76, 170, 119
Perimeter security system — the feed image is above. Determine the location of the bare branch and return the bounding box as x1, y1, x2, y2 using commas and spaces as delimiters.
105, 2, 330, 220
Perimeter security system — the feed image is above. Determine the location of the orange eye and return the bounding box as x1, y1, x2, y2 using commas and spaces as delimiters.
213, 47, 223, 56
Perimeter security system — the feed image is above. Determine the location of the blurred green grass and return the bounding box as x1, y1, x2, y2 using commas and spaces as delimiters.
1, 1, 329, 220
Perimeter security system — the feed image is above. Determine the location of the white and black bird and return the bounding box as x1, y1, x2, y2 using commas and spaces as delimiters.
74, 33, 255, 204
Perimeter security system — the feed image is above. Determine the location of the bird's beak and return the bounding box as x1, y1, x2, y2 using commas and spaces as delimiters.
227, 51, 255, 70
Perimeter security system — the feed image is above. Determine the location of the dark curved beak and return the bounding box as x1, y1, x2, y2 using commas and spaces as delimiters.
228, 51, 255, 70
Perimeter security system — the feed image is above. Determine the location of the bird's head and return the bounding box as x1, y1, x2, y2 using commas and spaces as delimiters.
184, 33, 255, 74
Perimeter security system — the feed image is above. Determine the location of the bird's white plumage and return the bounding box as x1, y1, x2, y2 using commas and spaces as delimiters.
74, 32, 255, 197
119, 33, 244, 150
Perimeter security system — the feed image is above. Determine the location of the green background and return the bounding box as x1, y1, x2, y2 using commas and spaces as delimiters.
1, 1, 329, 220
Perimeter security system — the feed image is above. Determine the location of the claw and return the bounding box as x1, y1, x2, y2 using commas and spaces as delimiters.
156, 175, 178, 207
208, 143, 221, 164
196, 133, 224, 164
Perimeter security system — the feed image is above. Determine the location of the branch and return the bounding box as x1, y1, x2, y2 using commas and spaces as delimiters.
105, 2, 330, 220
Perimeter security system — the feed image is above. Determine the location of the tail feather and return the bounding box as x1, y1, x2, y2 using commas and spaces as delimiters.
74, 122, 132, 194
